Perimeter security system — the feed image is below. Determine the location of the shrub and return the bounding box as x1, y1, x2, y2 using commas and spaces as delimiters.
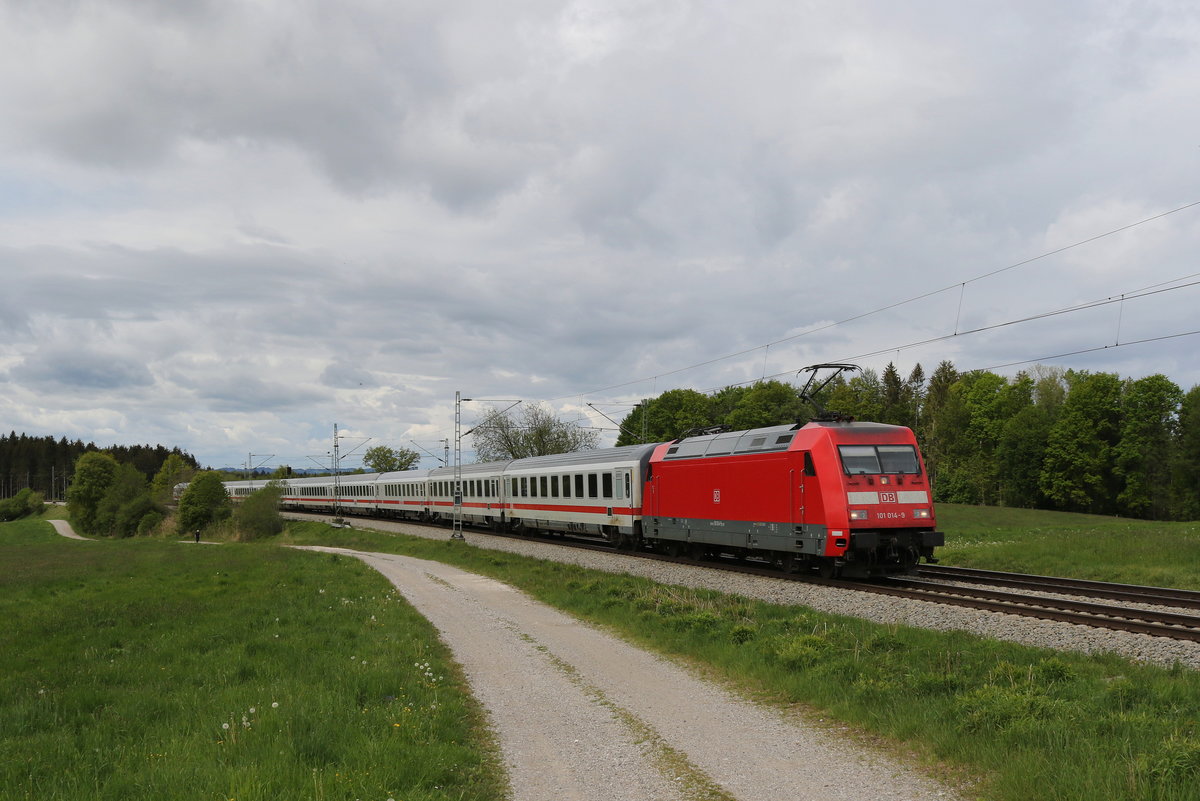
0, 488, 44, 521
137, 510, 164, 536
177, 472, 231, 534
233, 482, 285, 540
114, 492, 163, 538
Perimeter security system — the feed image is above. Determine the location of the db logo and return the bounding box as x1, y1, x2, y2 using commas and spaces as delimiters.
880, 491, 898, 504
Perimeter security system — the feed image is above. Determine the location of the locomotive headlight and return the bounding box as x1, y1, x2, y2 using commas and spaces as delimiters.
849, 509, 869, 521
913, 508, 931, 519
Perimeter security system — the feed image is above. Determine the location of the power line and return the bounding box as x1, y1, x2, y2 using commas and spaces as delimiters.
834, 275, 1200, 364
559, 198, 1200, 401
974, 329, 1200, 372
578, 270, 1200, 405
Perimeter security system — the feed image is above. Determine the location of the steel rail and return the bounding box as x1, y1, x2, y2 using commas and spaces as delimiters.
917, 564, 1200, 610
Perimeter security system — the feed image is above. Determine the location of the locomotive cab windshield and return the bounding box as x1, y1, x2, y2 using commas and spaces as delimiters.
838, 444, 921, 475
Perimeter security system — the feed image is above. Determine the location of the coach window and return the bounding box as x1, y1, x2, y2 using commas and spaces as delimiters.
571, 474, 582, 498
562, 475, 571, 498
531, 476, 539, 497
521, 477, 528, 497
540, 476, 548, 497
588, 473, 599, 499
624, 471, 631, 498
602, 473, 613, 499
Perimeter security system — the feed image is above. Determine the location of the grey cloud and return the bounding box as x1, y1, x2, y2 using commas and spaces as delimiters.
319, 360, 378, 389
9, 348, 154, 391
190, 374, 329, 414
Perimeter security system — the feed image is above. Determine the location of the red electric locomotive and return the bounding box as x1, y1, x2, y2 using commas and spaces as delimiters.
639, 365, 942, 577
641, 419, 941, 577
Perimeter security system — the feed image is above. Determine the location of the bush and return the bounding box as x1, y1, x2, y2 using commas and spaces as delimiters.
177, 472, 231, 534
137, 511, 164, 536
113, 492, 163, 538
233, 482, 285, 540
0, 488, 44, 521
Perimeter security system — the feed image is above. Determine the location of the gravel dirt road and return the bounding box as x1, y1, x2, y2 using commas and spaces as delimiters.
296, 545, 964, 801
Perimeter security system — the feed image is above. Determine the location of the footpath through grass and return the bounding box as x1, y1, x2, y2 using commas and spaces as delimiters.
277, 520, 1200, 801
935, 504, 1200, 590
0, 517, 506, 801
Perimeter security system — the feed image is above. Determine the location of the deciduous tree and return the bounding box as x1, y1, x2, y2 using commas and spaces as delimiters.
616, 389, 713, 445
1039, 371, 1122, 513
725, 381, 807, 431
67, 452, 119, 535
362, 445, 421, 473
1115, 374, 1182, 519
472, 405, 599, 461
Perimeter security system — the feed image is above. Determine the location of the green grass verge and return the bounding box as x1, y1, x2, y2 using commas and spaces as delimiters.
276, 520, 1200, 801
0, 516, 507, 801
936, 504, 1200, 590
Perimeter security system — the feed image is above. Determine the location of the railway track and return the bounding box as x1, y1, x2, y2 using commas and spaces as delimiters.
917, 563, 1200, 610
293, 511, 1200, 644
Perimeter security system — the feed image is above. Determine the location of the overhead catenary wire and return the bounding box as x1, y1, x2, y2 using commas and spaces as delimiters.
555, 199, 1200, 402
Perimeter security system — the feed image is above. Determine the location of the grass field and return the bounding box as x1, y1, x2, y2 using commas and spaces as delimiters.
0, 517, 507, 801
935, 504, 1200, 590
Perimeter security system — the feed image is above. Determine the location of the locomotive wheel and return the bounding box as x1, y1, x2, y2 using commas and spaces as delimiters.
777, 552, 796, 574
817, 558, 838, 578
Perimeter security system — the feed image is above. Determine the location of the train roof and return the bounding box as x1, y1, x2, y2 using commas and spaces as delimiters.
376, 468, 434, 481
505, 443, 660, 472
662, 424, 800, 460
428, 460, 511, 478
660, 420, 914, 460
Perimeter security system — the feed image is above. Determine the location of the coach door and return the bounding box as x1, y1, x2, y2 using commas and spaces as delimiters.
795, 451, 815, 527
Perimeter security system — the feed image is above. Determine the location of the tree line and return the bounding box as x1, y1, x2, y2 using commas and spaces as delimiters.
615, 362, 1200, 521
0, 432, 199, 500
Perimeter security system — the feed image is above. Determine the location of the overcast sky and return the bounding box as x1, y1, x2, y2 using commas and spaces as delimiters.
2, 0, 1199, 472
